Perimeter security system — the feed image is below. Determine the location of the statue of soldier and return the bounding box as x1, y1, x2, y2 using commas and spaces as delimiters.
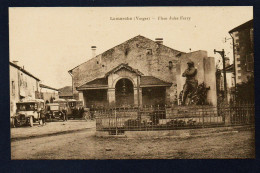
182, 60, 198, 105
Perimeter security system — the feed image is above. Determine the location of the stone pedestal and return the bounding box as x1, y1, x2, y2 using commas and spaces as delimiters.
224, 112, 231, 125
107, 88, 116, 106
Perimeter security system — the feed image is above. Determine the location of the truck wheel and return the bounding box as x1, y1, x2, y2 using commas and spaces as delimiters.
63, 114, 66, 121
11, 118, 15, 128
29, 116, 34, 127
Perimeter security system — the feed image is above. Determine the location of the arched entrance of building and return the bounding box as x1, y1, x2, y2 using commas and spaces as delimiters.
115, 78, 134, 106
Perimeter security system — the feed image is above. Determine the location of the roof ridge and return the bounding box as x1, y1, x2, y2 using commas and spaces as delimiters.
68, 35, 184, 73
105, 63, 144, 76
142, 75, 172, 84
40, 84, 59, 91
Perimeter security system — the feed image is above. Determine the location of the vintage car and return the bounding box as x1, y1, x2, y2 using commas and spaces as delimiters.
66, 99, 86, 119
45, 100, 67, 121
11, 99, 45, 127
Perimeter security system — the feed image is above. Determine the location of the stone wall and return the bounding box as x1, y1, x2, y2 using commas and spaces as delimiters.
71, 35, 182, 103
10, 65, 40, 117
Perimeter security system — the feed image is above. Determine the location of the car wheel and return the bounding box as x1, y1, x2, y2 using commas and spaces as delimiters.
29, 116, 33, 127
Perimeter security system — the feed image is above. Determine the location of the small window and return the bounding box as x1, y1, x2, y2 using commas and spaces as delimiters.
102, 65, 105, 67
168, 61, 173, 69
246, 53, 254, 72
146, 49, 152, 55
20, 73, 23, 86
11, 81, 15, 95
97, 61, 99, 64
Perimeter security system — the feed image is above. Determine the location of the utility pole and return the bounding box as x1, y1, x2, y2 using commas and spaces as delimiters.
214, 49, 228, 102
226, 35, 237, 102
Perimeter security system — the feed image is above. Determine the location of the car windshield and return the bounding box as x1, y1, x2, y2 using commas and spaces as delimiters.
76, 101, 83, 107
16, 103, 35, 111
68, 102, 76, 107
50, 105, 59, 111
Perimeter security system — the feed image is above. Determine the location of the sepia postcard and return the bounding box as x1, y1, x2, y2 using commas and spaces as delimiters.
9, 7, 255, 160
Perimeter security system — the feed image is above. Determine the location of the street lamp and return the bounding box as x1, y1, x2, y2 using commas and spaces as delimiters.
214, 49, 228, 102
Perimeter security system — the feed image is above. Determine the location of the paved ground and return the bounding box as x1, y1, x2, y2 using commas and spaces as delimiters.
11, 120, 96, 140
11, 127, 255, 159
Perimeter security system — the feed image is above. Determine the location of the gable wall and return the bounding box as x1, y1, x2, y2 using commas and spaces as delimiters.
72, 36, 182, 102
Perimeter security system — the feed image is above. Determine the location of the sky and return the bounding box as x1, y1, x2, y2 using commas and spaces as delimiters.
9, 7, 253, 89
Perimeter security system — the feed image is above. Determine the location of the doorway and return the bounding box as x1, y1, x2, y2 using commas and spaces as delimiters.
115, 78, 134, 106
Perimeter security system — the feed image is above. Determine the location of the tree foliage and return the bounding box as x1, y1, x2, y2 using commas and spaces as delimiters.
235, 75, 254, 103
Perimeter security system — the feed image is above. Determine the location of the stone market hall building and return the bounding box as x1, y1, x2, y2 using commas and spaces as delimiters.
69, 35, 216, 107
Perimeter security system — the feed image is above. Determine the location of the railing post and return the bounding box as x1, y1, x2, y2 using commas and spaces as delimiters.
202, 109, 204, 128
224, 103, 231, 126
115, 108, 118, 135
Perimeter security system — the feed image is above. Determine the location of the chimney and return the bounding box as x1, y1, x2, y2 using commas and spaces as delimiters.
155, 38, 163, 44
91, 46, 97, 58
12, 60, 19, 65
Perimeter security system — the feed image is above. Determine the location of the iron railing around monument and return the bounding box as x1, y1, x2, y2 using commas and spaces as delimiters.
92, 103, 254, 134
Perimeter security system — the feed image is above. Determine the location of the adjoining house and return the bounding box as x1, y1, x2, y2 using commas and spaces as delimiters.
229, 19, 254, 84
216, 63, 236, 103
39, 84, 59, 103
10, 61, 41, 117
69, 35, 217, 107
59, 86, 73, 99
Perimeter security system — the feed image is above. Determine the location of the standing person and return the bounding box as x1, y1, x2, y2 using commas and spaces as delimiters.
40, 109, 46, 125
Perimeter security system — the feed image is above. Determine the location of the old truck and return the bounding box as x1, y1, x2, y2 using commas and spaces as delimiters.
11, 99, 45, 127
45, 99, 68, 121
66, 99, 86, 119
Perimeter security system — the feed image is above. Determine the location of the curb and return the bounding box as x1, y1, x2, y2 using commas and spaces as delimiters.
95, 125, 254, 139
11, 127, 94, 142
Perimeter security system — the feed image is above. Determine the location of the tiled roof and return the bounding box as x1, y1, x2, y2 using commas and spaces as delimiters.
105, 63, 143, 77
217, 64, 234, 73
229, 19, 253, 33
77, 76, 172, 90
10, 61, 40, 81
77, 78, 108, 90
140, 76, 172, 87
68, 35, 184, 73
40, 84, 59, 91
59, 86, 73, 97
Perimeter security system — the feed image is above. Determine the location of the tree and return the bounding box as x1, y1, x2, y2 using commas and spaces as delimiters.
235, 75, 254, 103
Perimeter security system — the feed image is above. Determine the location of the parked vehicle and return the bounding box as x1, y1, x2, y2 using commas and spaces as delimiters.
45, 99, 68, 121
66, 99, 86, 119
11, 99, 45, 127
